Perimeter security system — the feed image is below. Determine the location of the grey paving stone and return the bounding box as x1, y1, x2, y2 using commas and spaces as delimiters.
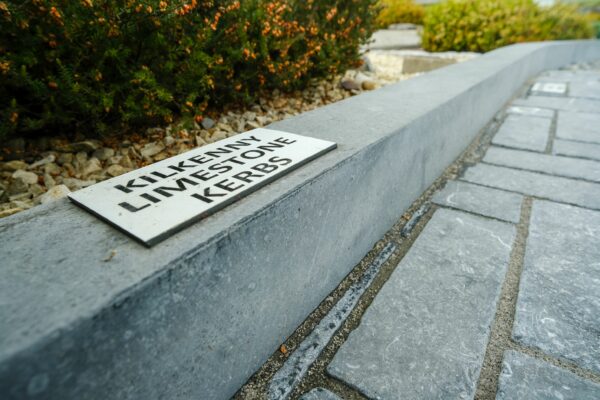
556, 111, 600, 144
512, 96, 600, 113
432, 180, 522, 223
536, 70, 600, 83
491, 115, 551, 152
553, 139, 600, 162
461, 164, 600, 210
328, 209, 515, 400
483, 146, 600, 183
506, 106, 554, 119
530, 82, 567, 97
569, 80, 600, 100
497, 351, 600, 400
513, 200, 600, 374
299, 388, 341, 400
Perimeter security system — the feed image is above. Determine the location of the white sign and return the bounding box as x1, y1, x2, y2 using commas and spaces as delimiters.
531, 82, 567, 96
69, 129, 336, 246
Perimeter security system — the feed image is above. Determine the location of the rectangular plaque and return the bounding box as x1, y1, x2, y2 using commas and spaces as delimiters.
68, 128, 336, 246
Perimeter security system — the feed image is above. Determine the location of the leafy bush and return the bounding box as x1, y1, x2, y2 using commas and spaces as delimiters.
0, 0, 377, 140
376, 0, 425, 27
572, 0, 600, 37
422, 0, 594, 53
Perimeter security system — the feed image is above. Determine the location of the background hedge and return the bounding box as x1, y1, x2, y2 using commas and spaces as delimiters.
375, 0, 425, 28
422, 0, 594, 53
0, 0, 377, 140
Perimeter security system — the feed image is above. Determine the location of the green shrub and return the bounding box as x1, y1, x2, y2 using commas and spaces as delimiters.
422, 0, 594, 53
0, 0, 377, 141
539, 2, 596, 41
571, 0, 600, 37
376, 0, 425, 28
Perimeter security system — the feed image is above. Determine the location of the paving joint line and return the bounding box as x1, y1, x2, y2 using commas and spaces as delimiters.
456, 178, 600, 213
477, 160, 600, 185
553, 136, 600, 146
508, 342, 600, 385
548, 151, 600, 163
434, 204, 518, 225
319, 374, 370, 400
474, 196, 533, 400
489, 143, 546, 155
544, 109, 558, 154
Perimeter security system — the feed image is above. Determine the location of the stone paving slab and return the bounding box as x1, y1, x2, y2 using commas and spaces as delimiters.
461, 163, 600, 210
299, 388, 341, 400
556, 111, 600, 145
483, 146, 600, 183
536, 70, 600, 83
497, 351, 600, 400
512, 96, 600, 113
432, 180, 522, 223
553, 139, 600, 162
506, 106, 554, 119
512, 200, 600, 374
530, 82, 567, 97
569, 80, 600, 100
328, 209, 515, 400
491, 115, 551, 152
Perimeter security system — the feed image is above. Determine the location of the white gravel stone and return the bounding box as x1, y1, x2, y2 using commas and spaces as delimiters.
28, 154, 56, 170
12, 170, 38, 185
140, 142, 165, 158
40, 185, 71, 204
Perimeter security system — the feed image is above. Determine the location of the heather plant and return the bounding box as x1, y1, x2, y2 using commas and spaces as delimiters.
422, 0, 593, 53
0, 0, 377, 140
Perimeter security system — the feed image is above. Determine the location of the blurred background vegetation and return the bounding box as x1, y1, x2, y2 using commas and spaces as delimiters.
422, 0, 596, 52
377, 0, 597, 51
376, 0, 425, 27
0, 0, 598, 142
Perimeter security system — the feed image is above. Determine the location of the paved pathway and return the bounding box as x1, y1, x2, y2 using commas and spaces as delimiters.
240, 66, 600, 399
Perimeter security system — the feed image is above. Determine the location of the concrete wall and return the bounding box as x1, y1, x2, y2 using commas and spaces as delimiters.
1, 41, 599, 399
